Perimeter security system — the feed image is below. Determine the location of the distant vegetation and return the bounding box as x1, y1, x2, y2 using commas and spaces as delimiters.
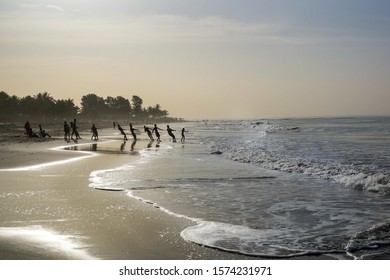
0, 91, 183, 123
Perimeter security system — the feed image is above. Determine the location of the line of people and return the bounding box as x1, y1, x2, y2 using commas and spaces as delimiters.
117, 123, 188, 143
25, 119, 188, 144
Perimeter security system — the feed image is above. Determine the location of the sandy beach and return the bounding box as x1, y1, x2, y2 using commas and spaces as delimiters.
4, 121, 383, 260
0, 126, 256, 260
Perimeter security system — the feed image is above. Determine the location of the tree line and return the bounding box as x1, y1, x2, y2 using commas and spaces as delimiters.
0, 91, 182, 123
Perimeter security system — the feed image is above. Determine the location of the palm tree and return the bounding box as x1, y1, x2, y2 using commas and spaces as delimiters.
34, 92, 56, 119
131, 95, 143, 119
55, 99, 79, 120
80, 93, 107, 119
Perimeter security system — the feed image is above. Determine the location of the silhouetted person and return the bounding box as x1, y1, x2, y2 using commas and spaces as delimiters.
144, 126, 154, 141
27, 127, 38, 137
152, 124, 163, 141
23, 120, 37, 137
64, 121, 71, 142
129, 123, 138, 141
117, 124, 128, 140
91, 124, 99, 140
39, 125, 51, 138
167, 125, 176, 142
71, 118, 81, 139
181, 128, 188, 143
24, 121, 31, 136
24, 121, 38, 137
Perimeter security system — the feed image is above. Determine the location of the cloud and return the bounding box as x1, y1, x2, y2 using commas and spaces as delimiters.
17, 3, 64, 12
44, 5, 64, 12
18, 3, 41, 9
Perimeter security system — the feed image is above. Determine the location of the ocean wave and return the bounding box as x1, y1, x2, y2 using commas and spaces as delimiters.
201, 118, 390, 196
181, 219, 390, 259
181, 221, 345, 258
346, 221, 390, 259
88, 165, 135, 191
208, 142, 390, 195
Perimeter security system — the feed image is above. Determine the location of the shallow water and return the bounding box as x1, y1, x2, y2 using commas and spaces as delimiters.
89, 117, 390, 259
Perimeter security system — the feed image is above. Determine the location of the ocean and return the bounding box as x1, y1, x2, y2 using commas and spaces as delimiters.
89, 116, 390, 259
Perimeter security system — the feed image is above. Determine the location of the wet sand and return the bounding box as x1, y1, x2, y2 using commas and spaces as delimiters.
0, 129, 255, 260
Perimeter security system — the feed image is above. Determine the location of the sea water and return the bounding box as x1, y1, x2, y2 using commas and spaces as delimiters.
89, 116, 390, 259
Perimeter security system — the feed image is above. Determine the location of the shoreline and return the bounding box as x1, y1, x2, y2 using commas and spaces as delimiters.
0, 134, 259, 260
0, 129, 341, 260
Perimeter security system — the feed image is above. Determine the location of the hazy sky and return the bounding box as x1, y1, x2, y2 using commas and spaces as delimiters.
1, 0, 390, 119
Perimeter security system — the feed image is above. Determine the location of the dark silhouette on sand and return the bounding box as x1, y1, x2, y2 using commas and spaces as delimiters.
117, 124, 128, 141
71, 118, 81, 140
39, 124, 51, 138
24, 121, 30, 135
129, 123, 138, 141
181, 128, 188, 143
63, 121, 71, 142
91, 124, 99, 140
167, 125, 176, 142
144, 126, 154, 141
153, 124, 163, 142
24, 121, 38, 137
